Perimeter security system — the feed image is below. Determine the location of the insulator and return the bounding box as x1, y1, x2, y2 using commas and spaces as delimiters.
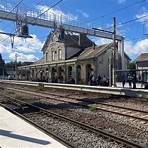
16, 24, 29, 37
21, 25, 29, 36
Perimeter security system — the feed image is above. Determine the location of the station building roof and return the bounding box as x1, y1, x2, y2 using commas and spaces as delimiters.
136, 53, 148, 62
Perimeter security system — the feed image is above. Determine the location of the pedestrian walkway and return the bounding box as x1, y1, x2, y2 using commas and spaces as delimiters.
0, 106, 67, 148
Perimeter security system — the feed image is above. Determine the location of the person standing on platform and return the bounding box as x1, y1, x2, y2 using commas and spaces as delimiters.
128, 73, 132, 88
122, 73, 126, 88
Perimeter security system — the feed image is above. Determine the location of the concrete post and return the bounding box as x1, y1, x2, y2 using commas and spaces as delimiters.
35, 67, 38, 81
48, 65, 51, 82
112, 17, 116, 87
109, 56, 112, 86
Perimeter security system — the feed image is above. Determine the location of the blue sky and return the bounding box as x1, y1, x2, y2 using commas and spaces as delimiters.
0, 0, 148, 62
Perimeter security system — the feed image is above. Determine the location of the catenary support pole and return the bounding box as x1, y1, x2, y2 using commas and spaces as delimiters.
112, 17, 116, 87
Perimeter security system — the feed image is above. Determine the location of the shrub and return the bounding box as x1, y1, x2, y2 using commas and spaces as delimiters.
89, 104, 97, 111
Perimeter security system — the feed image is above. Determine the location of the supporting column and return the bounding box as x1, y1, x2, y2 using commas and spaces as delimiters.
109, 56, 112, 86
20, 69, 22, 80
48, 65, 51, 82
75, 63, 78, 84
112, 17, 116, 87
64, 63, 66, 83
35, 67, 38, 81
94, 59, 97, 82
25, 67, 27, 80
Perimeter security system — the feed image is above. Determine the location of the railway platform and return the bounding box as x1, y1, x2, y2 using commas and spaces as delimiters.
0, 106, 67, 148
1, 80, 148, 98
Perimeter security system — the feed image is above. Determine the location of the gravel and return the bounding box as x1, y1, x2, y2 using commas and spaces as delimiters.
1, 84, 148, 147
0, 96, 123, 148
24, 111, 123, 148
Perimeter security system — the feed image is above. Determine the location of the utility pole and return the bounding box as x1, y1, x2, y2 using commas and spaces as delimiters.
112, 17, 116, 87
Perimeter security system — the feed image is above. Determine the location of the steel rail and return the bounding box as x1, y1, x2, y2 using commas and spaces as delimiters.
0, 95, 143, 148
6, 87, 148, 123
93, 102, 148, 114
0, 101, 75, 148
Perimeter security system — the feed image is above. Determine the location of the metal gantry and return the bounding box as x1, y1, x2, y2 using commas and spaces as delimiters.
0, 1, 123, 40
0, 1, 125, 85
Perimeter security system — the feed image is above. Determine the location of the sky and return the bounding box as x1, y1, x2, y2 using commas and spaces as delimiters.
0, 0, 148, 62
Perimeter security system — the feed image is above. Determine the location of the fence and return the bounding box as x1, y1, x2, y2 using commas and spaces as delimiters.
115, 69, 148, 89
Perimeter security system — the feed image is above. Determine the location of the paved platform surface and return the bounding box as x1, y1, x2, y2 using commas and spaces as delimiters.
1, 80, 148, 98
0, 107, 67, 148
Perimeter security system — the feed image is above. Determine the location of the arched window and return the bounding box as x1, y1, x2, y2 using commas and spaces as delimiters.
86, 64, 92, 84
58, 49, 62, 60
68, 66, 72, 78
77, 65, 81, 82
52, 51, 55, 61
45, 52, 48, 62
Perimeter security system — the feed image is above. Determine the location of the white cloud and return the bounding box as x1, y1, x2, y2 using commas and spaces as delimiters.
124, 39, 148, 60
76, 10, 89, 18
0, 3, 13, 12
136, 11, 148, 34
0, 4, 5, 9
93, 38, 112, 45
136, 11, 148, 22
9, 52, 39, 62
92, 36, 148, 60
36, 5, 78, 22
0, 43, 9, 53
93, 38, 148, 60
14, 34, 43, 53
0, 29, 43, 62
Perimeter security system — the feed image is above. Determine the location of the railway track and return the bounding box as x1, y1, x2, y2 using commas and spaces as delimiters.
6, 87, 148, 123
0, 98, 74, 148
0, 94, 144, 148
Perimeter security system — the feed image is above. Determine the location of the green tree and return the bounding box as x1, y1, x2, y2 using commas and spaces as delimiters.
128, 61, 136, 69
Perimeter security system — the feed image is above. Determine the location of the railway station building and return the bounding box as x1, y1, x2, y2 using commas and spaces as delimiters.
136, 53, 148, 70
17, 29, 130, 85
136, 53, 148, 83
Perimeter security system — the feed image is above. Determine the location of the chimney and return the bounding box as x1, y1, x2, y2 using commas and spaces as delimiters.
59, 28, 65, 41
79, 33, 86, 46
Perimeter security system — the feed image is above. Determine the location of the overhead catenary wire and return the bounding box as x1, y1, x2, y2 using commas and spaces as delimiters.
36, 0, 64, 18
78, 0, 147, 26
0, 0, 45, 31
0, 0, 64, 44
0, 0, 25, 27
0, 0, 46, 41
106, 13, 148, 30
0, 0, 26, 45
118, 14, 148, 26
0, 0, 147, 47
125, 34, 148, 42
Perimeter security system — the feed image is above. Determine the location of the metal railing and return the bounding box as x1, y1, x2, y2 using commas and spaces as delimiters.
115, 69, 148, 89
